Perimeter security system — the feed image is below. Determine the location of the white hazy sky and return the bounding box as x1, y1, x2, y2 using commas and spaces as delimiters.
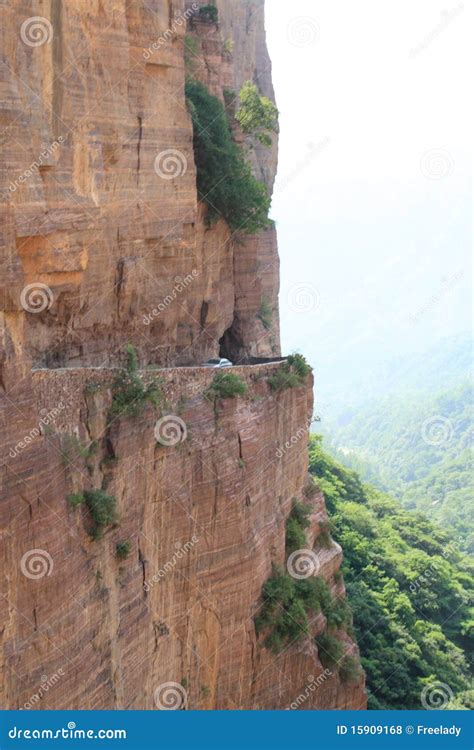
264, 0, 472, 391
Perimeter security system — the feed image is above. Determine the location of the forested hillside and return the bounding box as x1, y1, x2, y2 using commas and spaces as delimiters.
309, 436, 473, 710
324, 381, 473, 553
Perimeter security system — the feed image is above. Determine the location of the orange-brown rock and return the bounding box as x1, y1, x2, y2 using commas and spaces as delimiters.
0, 0, 365, 710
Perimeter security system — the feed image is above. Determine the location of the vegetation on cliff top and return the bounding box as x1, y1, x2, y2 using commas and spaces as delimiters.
309, 435, 473, 710
185, 78, 271, 233
267, 353, 312, 391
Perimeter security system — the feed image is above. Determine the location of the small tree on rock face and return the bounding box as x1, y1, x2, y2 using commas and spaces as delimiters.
235, 81, 279, 147
197, 4, 218, 23
185, 79, 271, 234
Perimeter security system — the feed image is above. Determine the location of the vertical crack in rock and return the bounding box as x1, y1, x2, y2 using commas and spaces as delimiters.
136, 115, 143, 185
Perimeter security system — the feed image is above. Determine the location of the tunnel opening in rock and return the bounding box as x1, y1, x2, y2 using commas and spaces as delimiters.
219, 319, 245, 364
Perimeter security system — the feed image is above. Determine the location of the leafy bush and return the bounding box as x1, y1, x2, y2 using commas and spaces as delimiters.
197, 4, 218, 23
205, 372, 248, 400
68, 489, 117, 538
318, 520, 333, 549
254, 567, 309, 652
109, 344, 163, 421
267, 354, 312, 391
286, 353, 312, 377
235, 81, 279, 146
185, 79, 271, 233
325, 597, 353, 629
285, 500, 311, 553
285, 517, 307, 552
257, 298, 272, 330
315, 631, 344, 669
254, 565, 339, 654
339, 655, 361, 683
116, 540, 131, 560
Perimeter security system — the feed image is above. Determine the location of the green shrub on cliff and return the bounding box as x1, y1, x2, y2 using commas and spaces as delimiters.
185, 78, 271, 233
205, 372, 248, 400
315, 631, 344, 669
235, 81, 279, 147
267, 354, 312, 391
197, 4, 218, 23
109, 344, 163, 421
68, 488, 117, 539
285, 500, 311, 553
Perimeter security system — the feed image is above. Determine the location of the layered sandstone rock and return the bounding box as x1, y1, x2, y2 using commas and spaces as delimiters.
0, 0, 365, 710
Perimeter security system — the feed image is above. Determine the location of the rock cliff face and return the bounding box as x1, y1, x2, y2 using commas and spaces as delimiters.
0, 0, 365, 709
